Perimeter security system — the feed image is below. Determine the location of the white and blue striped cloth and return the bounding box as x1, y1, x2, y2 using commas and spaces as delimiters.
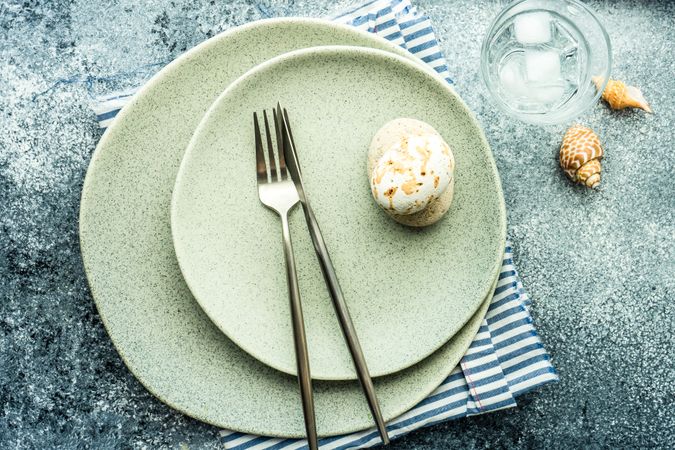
91, 1, 557, 448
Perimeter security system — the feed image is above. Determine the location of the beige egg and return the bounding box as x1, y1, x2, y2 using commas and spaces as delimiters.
368, 118, 455, 227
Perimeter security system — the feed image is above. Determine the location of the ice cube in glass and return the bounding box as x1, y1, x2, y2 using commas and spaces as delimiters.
525, 50, 561, 83
514, 12, 552, 44
499, 54, 528, 99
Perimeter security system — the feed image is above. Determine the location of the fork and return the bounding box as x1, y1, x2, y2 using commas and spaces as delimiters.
254, 110, 318, 450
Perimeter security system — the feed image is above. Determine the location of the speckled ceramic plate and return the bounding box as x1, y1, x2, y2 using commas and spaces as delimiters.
80, 17, 502, 437
172, 46, 506, 381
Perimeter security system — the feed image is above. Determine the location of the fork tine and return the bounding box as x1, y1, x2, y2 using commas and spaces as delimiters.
263, 110, 278, 182
253, 112, 268, 184
273, 104, 288, 179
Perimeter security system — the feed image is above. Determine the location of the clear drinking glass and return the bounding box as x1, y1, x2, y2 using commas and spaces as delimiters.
480, 0, 611, 125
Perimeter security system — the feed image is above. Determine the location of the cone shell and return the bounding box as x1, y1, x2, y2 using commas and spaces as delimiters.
560, 125, 604, 188
592, 77, 652, 113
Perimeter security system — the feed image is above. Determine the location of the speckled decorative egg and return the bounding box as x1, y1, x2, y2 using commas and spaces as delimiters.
370, 133, 454, 214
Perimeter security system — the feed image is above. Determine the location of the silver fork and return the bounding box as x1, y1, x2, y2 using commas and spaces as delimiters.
254, 110, 318, 450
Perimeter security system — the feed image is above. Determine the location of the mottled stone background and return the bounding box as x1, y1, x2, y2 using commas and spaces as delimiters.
0, 0, 673, 448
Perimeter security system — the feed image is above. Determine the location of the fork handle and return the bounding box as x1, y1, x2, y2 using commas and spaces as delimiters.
280, 213, 318, 450
302, 206, 390, 445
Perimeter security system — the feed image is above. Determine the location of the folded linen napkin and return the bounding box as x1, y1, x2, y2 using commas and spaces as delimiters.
91, 1, 557, 448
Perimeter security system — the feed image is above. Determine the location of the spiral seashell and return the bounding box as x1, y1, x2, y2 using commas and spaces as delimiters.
559, 125, 604, 188
592, 77, 652, 113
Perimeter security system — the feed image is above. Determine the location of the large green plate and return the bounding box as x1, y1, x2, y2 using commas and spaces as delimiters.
80, 18, 504, 437
172, 46, 506, 381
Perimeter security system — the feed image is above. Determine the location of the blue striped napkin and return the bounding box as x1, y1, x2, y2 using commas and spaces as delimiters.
91, 0, 557, 448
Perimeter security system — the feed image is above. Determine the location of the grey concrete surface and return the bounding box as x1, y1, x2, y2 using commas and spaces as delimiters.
0, 0, 673, 448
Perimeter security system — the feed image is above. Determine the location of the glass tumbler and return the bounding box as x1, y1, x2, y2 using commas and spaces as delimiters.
480, 0, 611, 125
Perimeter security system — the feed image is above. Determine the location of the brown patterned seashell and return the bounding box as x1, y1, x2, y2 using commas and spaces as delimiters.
592, 77, 652, 113
560, 125, 604, 188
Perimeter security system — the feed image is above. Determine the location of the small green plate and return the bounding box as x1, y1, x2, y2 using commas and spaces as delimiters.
172, 46, 506, 381
80, 18, 503, 436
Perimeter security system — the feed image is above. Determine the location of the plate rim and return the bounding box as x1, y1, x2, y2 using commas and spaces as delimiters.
88, 18, 428, 141
171, 44, 507, 380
